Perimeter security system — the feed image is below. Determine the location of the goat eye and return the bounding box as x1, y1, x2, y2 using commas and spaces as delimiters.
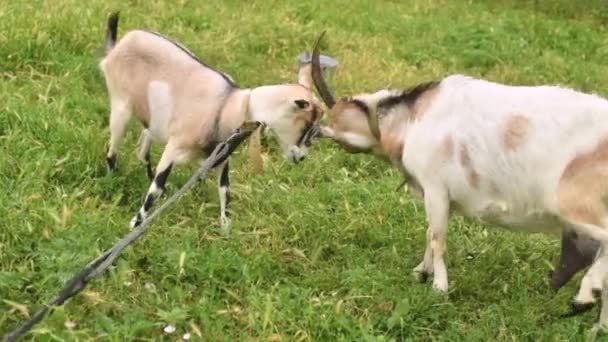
294, 99, 309, 109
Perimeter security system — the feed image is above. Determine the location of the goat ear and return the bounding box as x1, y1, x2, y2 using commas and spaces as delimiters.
294, 99, 310, 109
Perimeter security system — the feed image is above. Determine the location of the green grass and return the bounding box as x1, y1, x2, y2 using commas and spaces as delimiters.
2, 0, 608, 340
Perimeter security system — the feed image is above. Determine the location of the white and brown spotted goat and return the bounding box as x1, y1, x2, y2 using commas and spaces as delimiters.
310, 34, 608, 326
100, 13, 322, 234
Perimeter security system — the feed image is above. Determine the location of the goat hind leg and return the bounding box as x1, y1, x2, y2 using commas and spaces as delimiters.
418, 187, 450, 293
564, 221, 608, 315
137, 129, 155, 180
106, 101, 131, 173
130, 143, 188, 228
413, 228, 434, 283
570, 254, 607, 315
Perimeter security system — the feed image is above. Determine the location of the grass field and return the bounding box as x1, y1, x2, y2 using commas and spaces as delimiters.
3, 0, 608, 340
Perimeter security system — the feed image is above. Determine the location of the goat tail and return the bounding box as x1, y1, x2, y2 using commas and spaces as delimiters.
104, 11, 120, 56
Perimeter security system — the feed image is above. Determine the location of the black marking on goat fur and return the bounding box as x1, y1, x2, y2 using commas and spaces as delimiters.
562, 301, 595, 318
377, 81, 439, 113
202, 89, 235, 157
145, 151, 155, 181
143, 194, 154, 211
351, 99, 371, 116
220, 162, 231, 216
144, 31, 239, 88
297, 105, 323, 147
220, 162, 230, 187
106, 154, 117, 171
154, 163, 173, 191
550, 231, 599, 290
133, 213, 143, 227
202, 115, 222, 157
202, 142, 219, 160
104, 12, 119, 56
297, 122, 313, 147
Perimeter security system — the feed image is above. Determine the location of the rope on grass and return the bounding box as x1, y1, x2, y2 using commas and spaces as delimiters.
2, 122, 262, 342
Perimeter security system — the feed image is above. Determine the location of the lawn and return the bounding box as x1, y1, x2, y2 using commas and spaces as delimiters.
2, 0, 608, 340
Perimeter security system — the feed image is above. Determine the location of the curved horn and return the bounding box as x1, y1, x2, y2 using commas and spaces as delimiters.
311, 31, 336, 108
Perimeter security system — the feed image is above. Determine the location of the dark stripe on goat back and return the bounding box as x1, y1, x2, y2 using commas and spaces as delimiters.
377, 81, 439, 112
351, 99, 371, 115
144, 30, 239, 88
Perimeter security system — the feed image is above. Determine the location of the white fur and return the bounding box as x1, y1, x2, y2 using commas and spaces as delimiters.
402, 75, 608, 229
396, 75, 608, 309
339, 132, 374, 150
326, 74, 608, 329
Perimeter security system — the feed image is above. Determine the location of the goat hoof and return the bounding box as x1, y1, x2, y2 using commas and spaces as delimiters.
432, 281, 449, 293
562, 301, 595, 318
589, 322, 608, 341
130, 214, 143, 229
592, 288, 603, 299
413, 261, 432, 283
106, 155, 117, 173
220, 217, 232, 236
414, 270, 430, 283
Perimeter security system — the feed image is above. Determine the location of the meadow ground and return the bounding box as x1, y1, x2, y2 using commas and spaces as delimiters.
2, 0, 608, 340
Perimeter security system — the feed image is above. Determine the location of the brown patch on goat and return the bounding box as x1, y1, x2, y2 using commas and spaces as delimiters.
325, 98, 376, 152
380, 134, 404, 166
440, 135, 454, 161
469, 170, 480, 189
558, 138, 608, 226
432, 134, 454, 168
460, 144, 480, 189
502, 115, 530, 151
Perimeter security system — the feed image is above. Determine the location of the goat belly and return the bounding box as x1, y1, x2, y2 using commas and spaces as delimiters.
147, 80, 173, 144
475, 202, 562, 234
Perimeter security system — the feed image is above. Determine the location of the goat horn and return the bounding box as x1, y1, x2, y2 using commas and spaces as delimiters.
311, 31, 336, 108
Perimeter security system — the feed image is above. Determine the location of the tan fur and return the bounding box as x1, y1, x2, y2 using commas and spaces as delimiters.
102, 25, 323, 232
459, 144, 480, 189
437, 135, 454, 163
102, 31, 322, 157
380, 134, 404, 165
502, 115, 530, 151
412, 85, 439, 120
558, 138, 608, 226
102, 31, 231, 152
327, 99, 376, 151
298, 64, 312, 88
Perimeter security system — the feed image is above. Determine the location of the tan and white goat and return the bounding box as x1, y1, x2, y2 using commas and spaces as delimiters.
310, 34, 608, 323
100, 13, 323, 234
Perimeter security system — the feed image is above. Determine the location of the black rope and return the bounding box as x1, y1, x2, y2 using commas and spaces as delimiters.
2, 122, 261, 342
